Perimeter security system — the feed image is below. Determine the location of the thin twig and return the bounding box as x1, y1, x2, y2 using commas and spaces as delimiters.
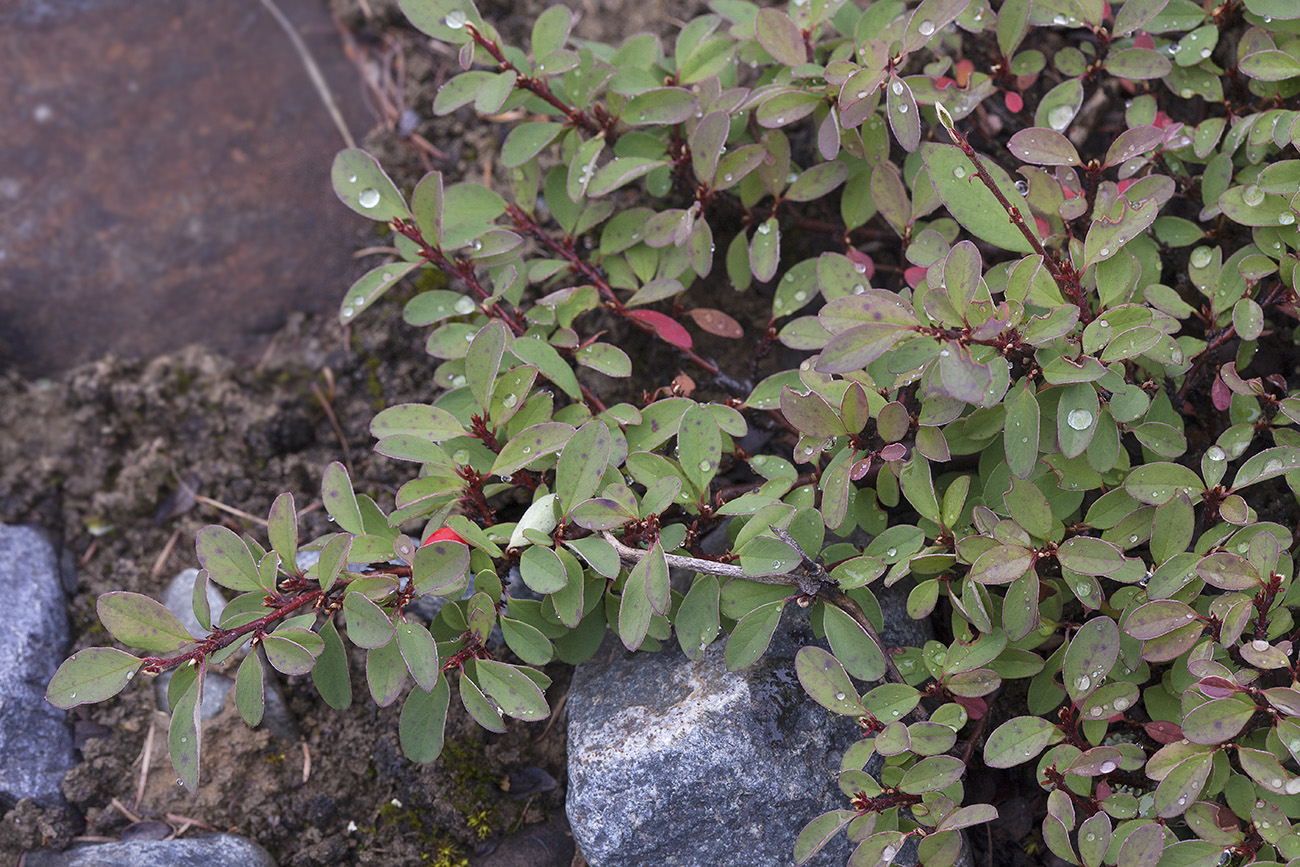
110, 797, 142, 825
133, 715, 158, 811
193, 495, 268, 527
150, 528, 182, 579
257, 0, 356, 149
300, 742, 312, 786
311, 381, 354, 478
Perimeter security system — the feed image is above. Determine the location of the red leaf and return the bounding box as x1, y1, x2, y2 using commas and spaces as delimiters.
1133, 31, 1154, 50
955, 695, 987, 719
1144, 720, 1184, 743
686, 307, 744, 339
1004, 91, 1024, 113
845, 249, 875, 281
880, 443, 907, 461
1197, 676, 1240, 699
904, 265, 928, 288
1212, 374, 1231, 411
625, 309, 693, 349
422, 527, 467, 546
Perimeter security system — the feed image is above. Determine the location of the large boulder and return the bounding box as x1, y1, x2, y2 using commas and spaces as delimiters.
566, 581, 942, 867
0, 525, 75, 808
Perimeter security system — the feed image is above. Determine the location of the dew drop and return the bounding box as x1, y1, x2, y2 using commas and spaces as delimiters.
1129, 535, 1139, 544
1113, 697, 1130, 711
1253, 639, 1270, 652
1099, 247, 1111, 258
522, 446, 531, 454
776, 116, 785, 124
1266, 458, 1283, 475
919, 19, 935, 35
1014, 180, 1029, 195
856, 90, 868, 99
451, 374, 467, 388
952, 166, 966, 179
1170, 346, 1183, 364
855, 263, 867, 274
1199, 47, 1211, 59
939, 349, 950, 358
1075, 583, 1090, 597
886, 547, 897, 557
723, 174, 733, 182
1280, 213, 1296, 225
1090, 706, 1103, 717
454, 296, 476, 315
757, 223, 771, 235
1179, 88, 1193, 98
1076, 675, 1091, 692
891, 80, 903, 95
1100, 760, 1117, 773
897, 103, 908, 114
1273, 778, 1284, 789
835, 691, 846, 701
1048, 105, 1073, 132
1190, 247, 1212, 268
1243, 185, 1265, 207
882, 844, 898, 861
502, 393, 518, 408
69, 692, 76, 699
444, 9, 467, 29
794, 290, 808, 302
1067, 409, 1093, 431
698, 460, 712, 471
341, 305, 354, 320
347, 174, 357, 183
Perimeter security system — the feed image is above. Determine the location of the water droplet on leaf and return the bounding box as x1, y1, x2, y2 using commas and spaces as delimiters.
358, 188, 381, 209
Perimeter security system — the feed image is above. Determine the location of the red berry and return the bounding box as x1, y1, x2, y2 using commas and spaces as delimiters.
421, 527, 467, 546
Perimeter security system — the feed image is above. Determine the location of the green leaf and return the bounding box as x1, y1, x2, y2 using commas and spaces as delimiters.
96, 591, 193, 653
795, 645, 866, 715
588, 157, 668, 197
235, 653, 264, 727
343, 592, 396, 649
339, 260, 419, 326
970, 544, 1033, 585
1124, 462, 1205, 505
750, 218, 780, 283
738, 534, 801, 577
754, 8, 805, 66
195, 526, 262, 592
725, 598, 785, 671
1062, 616, 1120, 703
477, 659, 550, 721
267, 493, 298, 573
502, 122, 565, 168
1004, 384, 1040, 479
1008, 127, 1080, 165
677, 575, 721, 661
465, 320, 508, 410
780, 387, 847, 439
984, 716, 1061, 767
168, 671, 203, 793
793, 810, 856, 866
45, 647, 142, 709
312, 619, 352, 710
1197, 551, 1261, 591
411, 170, 443, 247
332, 148, 409, 222
460, 669, 506, 733
678, 405, 722, 492
370, 403, 467, 440
520, 546, 568, 594
900, 755, 965, 795
618, 554, 653, 651
492, 421, 575, 477
1182, 698, 1256, 745
510, 337, 583, 399
1240, 50, 1300, 82
263, 633, 319, 676
556, 420, 613, 516
321, 461, 365, 535
366, 638, 408, 708
623, 87, 698, 125
501, 616, 555, 666
1233, 446, 1300, 489
400, 676, 451, 763
398, 619, 441, 691
1057, 537, 1124, 575
886, 76, 920, 153
822, 604, 886, 681
922, 143, 1035, 253
531, 4, 573, 56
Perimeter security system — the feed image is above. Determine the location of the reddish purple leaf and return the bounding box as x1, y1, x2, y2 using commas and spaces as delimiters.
625, 309, 693, 349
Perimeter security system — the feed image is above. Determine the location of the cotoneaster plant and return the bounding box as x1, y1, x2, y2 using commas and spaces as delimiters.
47, 0, 1300, 864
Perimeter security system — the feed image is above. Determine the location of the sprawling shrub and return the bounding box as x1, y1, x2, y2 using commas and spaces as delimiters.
49, 0, 1300, 863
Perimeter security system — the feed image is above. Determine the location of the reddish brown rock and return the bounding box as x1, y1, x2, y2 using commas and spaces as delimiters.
0, 0, 373, 375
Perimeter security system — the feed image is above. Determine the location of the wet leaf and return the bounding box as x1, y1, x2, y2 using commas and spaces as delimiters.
400, 676, 450, 763
755, 8, 806, 66
477, 659, 549, 721
1008, 128, 1080, 165
46, 647, 143, 709
795, 645, 866, 715
97, 592, 193, 653
332, 149, 409, 222
922, 143, 1036, 253
984, 716, 1061, 767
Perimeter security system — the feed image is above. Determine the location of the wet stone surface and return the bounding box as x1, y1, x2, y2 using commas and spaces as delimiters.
566, 620, 861, 867
0, 524, 75, 809
0, 0, 371, 376
23, 832, 278, 867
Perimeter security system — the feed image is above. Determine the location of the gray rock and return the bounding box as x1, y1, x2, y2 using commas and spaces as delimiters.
161, 568, 229, 641
0, 524, 75, 808
24, 833, 277, 867
566, 618, 860, 867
